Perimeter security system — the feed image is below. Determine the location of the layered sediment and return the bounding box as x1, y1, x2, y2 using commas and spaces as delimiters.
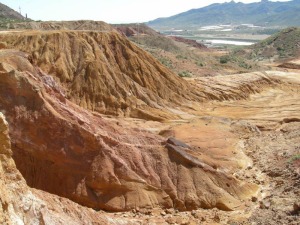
0, 49, 257, 212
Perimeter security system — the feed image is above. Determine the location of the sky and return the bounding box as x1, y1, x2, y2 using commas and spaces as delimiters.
1, 0, 291, 23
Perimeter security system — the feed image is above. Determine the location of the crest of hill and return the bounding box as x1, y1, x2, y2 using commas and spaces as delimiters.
0, 29, 202, 121
0, 2, 25, 20
148, 0, 300, 29
114, 24, 207, 51
114, 23, 160, 37
113, 23, 181, 52
4, 20, 114, 31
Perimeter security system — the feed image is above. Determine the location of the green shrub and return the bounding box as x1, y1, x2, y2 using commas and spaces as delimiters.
289, 154, 300, 163
158, 57, 173, 69
176, 55, 187, 60
277, 46, 283, 51
220, 55, 230, 64
178, 71, 192, 78
239, 61, 252, 69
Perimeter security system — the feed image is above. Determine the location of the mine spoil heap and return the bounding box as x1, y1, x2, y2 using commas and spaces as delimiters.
0, 29, 203, 121
0, 26, 258, 215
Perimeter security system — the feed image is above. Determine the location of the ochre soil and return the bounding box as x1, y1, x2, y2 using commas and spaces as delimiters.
0, 28, 299, 224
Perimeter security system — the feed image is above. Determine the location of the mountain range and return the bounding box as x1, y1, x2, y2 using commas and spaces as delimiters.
148, 0, 300, 30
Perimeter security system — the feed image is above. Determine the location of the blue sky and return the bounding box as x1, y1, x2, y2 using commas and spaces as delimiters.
2, 0, 291, 23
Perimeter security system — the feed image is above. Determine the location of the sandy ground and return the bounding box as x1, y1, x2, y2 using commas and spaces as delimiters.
114, 69, 300, 224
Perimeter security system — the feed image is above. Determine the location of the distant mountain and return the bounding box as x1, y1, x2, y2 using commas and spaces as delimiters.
148, 0, 300, 30
0, 2, 25, 20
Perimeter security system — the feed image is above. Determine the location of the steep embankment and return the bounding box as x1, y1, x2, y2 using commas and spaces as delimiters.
0, 49, 257, 212
0, 30, 202, 121
0, 109, 122, 224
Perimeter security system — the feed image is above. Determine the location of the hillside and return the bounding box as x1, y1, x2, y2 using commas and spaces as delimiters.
0, 2, 25, 20
0, 30, 205, 121
250, 27, 300, 60
0, 22, 300, 224
0, 40, 258, 211
148, 0, 300, 30
231, 27, 300, 62
114, 23, 260, 76
0, 20, 260, 77
114, 23, 181, 52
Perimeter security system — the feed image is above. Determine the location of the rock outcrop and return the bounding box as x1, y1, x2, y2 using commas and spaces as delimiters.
0, 49, 257, 212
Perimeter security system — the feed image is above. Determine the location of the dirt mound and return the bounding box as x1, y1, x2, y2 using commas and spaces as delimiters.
0, 49, 257, 212
0, 30, 202, 121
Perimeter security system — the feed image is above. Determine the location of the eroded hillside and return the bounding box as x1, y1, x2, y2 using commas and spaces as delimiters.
0, 30, 204, 121
0, 23, 299, 225
0, 49, 259, 214
114, 23, 260, 77
0, 108, 126, 225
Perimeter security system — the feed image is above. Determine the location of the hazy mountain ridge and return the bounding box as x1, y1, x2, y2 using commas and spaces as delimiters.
148, 0, 300, 29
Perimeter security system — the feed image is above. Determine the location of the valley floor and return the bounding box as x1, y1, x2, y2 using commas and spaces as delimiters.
112, 69, 300, 224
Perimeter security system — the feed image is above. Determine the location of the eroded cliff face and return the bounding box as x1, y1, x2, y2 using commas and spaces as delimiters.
0, 49, 257, 212
0, 112, 121, 225
0, 112, 14, 224
0, 30, 202, 121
